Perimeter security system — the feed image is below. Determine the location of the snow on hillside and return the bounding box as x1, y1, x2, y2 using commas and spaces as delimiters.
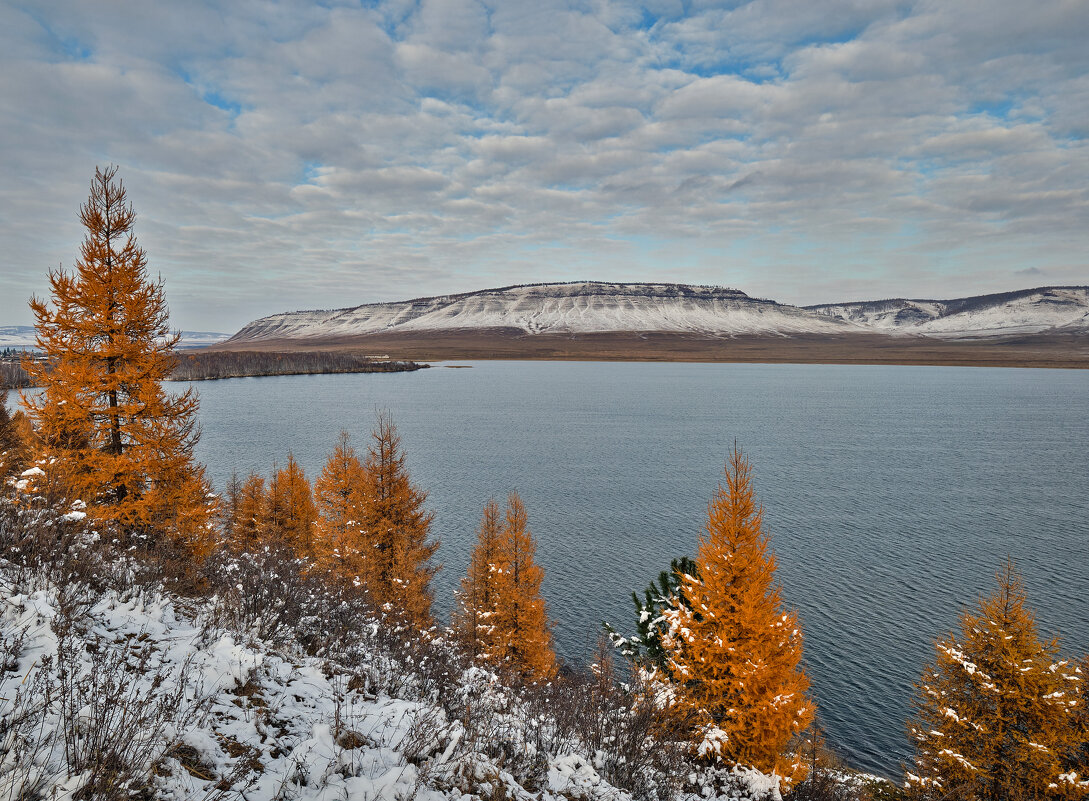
228, 282, 857, 342
807, 287, 1089, 338
0, 327, 229, 350
229, 282, 1089, 344
1, 575, 787, 801
0, 487, 790, 801
0, 327, 38, 349
175, 331, 231, 349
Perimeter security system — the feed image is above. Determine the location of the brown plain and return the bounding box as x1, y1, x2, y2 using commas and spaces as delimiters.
209, 328, 1089, 369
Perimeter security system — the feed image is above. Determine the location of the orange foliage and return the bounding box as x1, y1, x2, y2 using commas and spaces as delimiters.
494, 492, 556, 679
0, 396, 34, 480
360, 412, 439, 627
453, 498, 506, 661
267, 454, 317, 554
227, 473, 267, 552
312, 431, 370, 583
660, 446, 813, 785
907, 563, 1089, 799
21, 166, 211, 550
456, 493, 556, 680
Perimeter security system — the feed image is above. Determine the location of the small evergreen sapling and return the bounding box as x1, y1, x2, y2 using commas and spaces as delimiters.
607, 556, 699, 671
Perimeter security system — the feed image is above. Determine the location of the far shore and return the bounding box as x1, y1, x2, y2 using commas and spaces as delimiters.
205, 329, 1089, 370
1, 350, 428, 390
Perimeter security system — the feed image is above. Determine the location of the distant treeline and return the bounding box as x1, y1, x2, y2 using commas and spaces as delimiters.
1, 351, 427, 389
0, 361, 32, 389
170, 350, 428, 381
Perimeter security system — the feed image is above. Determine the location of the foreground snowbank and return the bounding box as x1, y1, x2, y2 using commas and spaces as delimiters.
1, 569, 783, 801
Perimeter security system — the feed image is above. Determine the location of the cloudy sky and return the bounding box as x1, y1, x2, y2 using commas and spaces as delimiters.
2, 0, 1087, 331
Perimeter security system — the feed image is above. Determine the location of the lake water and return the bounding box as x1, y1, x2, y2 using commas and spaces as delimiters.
11, 362, 1089, 776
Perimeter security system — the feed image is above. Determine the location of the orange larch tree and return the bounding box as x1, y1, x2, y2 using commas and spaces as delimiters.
266, 454, 317, 555
312, 431, 371, 583
452, 498, 505, 661
361, 412, 439, 627
227, 472, 268, 552
22, 166, 211, 548
0, 392, 34, 481
1073, 656, 1089, 783
490, 492, 556, 680
660, 446, 813, 786
907, 563, 1088, 800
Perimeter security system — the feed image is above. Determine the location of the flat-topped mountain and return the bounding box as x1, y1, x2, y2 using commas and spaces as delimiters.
807, 286, 1089, 338
227, 282, 1089, 345
203, 282, 1089, 368
227, 282, 854, 342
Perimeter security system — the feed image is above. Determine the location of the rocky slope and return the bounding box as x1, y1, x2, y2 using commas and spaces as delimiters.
806, 286, 1089, 338
226, 282, 855, 342
227, 283, 1089, 344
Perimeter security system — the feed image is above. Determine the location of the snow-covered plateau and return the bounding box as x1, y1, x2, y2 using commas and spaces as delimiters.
227, 283, 1089, 343
806, 286, 1089, 338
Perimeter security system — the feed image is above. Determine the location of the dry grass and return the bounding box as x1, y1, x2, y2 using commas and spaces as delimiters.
210, 329, 1089, 369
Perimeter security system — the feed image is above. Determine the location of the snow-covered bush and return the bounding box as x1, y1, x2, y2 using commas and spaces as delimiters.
0, 482, 812, 801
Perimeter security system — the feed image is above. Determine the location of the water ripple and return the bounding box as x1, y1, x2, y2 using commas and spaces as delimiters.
179, 362, 1089, 778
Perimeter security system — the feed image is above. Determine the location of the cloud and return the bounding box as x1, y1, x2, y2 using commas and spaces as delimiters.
0, 0, 1087, 330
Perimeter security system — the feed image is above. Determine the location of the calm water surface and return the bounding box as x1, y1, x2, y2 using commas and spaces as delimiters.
27, 362, 1089, 776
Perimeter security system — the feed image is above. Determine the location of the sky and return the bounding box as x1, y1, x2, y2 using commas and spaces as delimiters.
1, 0, 1087, 332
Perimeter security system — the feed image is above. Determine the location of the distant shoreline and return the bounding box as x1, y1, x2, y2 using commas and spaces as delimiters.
1, 350, 429, 390
207, 330, 1089, 370
170, 350, 428, 381
6, 331, 1089, 389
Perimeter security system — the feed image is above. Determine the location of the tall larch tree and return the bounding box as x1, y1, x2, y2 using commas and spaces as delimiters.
227, 472, 268, 552
452, 498, 505, 661
312, 431, 370, 583
361, 412, 439, 627
659, 446, 813, 787
906, 563, 1088, 800
490, 492, 556, 680
22, 166, 211, 548
266, 454, 317, 555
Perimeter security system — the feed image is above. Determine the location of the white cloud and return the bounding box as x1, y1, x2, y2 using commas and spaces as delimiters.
0, 0, 1086, 330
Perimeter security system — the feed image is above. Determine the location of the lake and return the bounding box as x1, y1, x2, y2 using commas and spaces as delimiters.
11, 362, 1089, 776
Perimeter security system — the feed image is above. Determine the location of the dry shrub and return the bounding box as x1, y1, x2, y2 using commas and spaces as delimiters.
202, 545, 315, 648
786, 727, 894, 801
0, 587, 211, 801
0, 629, 57, 801
518, 641, 694, 800
52, 600, 210, 800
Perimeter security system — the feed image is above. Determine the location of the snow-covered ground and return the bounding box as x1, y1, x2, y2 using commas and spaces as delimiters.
0, 499, 789, 801
228, 282, 1089, 344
